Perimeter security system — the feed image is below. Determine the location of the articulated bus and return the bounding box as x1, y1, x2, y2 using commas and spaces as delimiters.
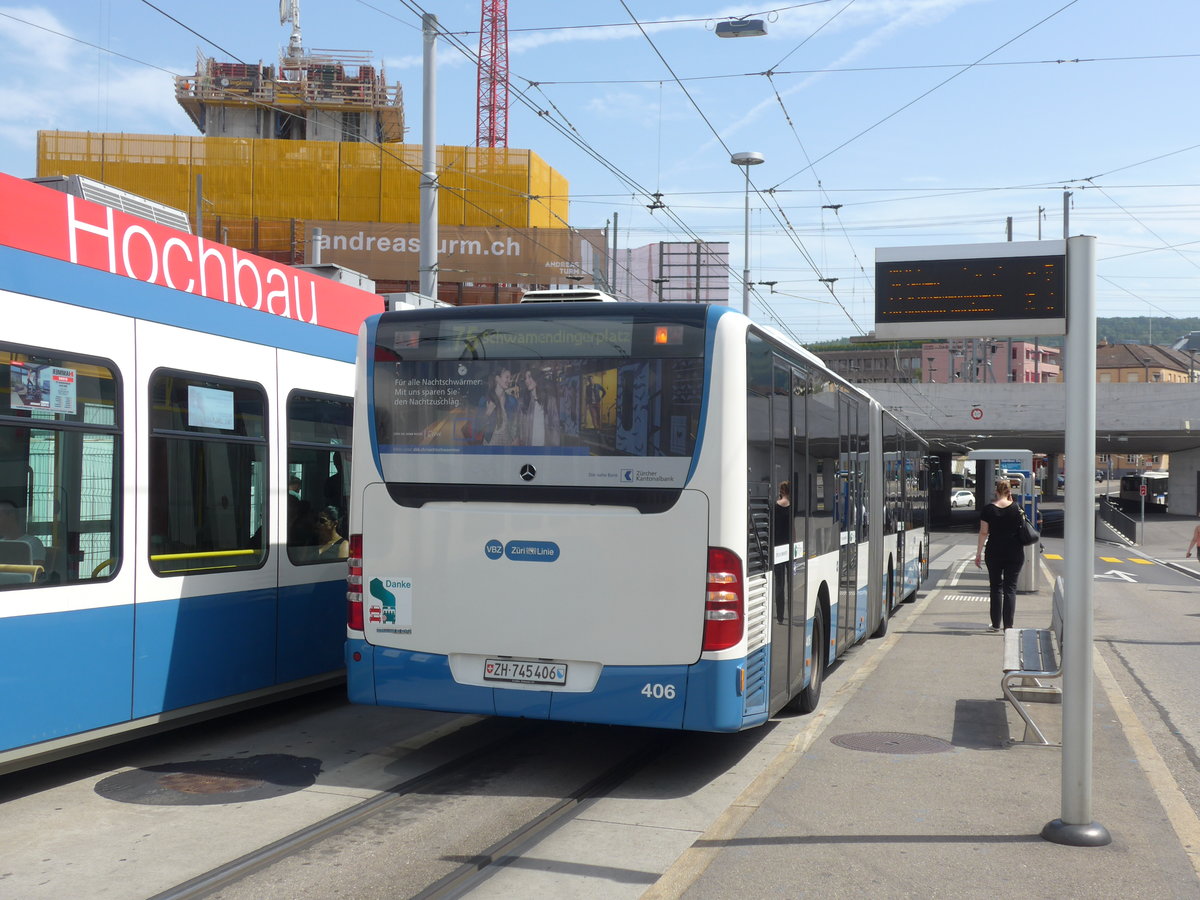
0, 173, 381, 773
1118, 471, 1168, 513
346, 302, 927, 731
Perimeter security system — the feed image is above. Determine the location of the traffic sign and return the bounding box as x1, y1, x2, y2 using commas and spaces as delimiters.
1140, 484, 1147, 497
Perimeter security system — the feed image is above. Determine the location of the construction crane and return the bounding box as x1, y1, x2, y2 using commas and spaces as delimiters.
279, 0, 303, 58
475, 0, 509, 147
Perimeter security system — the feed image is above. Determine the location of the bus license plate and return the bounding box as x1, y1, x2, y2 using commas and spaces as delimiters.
484, 659, 567, 685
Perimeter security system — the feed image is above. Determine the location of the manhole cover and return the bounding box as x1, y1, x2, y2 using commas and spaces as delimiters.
830, 732, 954, 754
95, 754, 321, 806
157, 772, 263, 794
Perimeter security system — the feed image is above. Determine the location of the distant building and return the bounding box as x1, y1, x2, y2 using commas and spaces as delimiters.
921, 340, 1060, 384
1095, 342, 1193, 383
33, 17, 586, 306
811, 347, 921, 383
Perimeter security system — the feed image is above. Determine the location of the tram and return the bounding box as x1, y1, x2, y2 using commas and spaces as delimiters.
0, 173, 381, 773
345, 301, 928, 731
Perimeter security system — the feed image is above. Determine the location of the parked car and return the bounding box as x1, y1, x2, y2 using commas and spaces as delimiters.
951, 489, 975, 509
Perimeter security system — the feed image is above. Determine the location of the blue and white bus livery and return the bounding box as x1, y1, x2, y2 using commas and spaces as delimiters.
346, 301, 927, 732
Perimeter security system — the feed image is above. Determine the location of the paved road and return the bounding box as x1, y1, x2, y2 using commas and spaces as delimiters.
1041, 518, 1200, 828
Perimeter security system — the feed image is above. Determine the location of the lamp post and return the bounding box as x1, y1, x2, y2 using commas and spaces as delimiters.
730, 151, 764, 317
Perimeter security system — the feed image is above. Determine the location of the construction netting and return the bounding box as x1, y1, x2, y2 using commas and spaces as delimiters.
37, 132, 569, 230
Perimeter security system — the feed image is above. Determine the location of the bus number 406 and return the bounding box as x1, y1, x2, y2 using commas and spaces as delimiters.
641, 683, 677, 700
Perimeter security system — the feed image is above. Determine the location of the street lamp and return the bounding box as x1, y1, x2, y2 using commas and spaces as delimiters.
730, 151, 764, 317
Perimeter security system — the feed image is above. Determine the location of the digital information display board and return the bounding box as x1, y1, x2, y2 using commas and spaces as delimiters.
874, 240, 1066, 339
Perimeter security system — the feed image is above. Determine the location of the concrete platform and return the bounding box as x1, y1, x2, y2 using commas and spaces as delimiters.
644, 519, 1200, 899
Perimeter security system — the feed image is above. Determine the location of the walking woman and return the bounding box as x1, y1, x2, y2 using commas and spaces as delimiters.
974, 479, 1025, 631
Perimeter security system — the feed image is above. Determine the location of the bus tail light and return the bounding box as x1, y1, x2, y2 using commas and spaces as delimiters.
703, 547, 744, 651
347, 533, 364, 631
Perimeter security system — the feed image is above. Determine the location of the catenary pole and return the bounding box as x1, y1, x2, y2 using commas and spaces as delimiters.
1042, 234, 1111, 847
419, 14, 438, 301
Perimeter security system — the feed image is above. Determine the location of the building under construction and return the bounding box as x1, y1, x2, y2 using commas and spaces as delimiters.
35, 6, 590, 304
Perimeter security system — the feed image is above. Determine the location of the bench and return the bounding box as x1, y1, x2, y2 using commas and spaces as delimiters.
1001, 576, 1065, 746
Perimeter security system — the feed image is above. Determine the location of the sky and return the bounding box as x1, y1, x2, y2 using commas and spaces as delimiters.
2, 0, 1198, 344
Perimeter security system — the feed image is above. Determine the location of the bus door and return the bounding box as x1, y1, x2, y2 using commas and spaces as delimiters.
836, 392, 861, 651
767, 359, 792, 710
787, 365, 808, 700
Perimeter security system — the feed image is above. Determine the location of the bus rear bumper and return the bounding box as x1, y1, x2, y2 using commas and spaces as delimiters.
346, 641, 766, 732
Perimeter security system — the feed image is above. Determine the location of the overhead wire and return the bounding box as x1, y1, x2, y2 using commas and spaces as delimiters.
768, 0, 857, 72
763, 70, 871, 300
616, 0, 862, 340
30, 2, 659, 298
23, 3, 1198, 336
384, 0, 745, 298
770, 0, 1084, 191
444, 2, 835, 35
1088, 185, 1200, 275
525, 53, 1200, 87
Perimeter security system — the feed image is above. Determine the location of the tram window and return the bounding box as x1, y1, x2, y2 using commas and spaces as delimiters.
0, 346, 121, 589
286, 392, 352, 565
148, 370, 267, 577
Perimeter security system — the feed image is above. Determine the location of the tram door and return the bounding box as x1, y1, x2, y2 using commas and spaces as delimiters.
836, 391, 862, 651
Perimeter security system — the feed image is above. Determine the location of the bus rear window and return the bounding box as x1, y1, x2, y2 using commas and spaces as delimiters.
371, 311, 707, 487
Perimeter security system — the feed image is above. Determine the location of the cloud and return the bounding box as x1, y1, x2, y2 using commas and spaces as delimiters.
0, 5, 77, 70
666, 0, 986, 178
0, 6, 196, 176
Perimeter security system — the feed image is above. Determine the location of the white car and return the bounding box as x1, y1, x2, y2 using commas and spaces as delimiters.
951, 489, 975, 509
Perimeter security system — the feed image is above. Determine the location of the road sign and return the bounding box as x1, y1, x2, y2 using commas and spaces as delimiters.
1140, 484, 1148, 497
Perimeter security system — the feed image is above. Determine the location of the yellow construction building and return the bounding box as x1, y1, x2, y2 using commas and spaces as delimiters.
36, 38, 574, 301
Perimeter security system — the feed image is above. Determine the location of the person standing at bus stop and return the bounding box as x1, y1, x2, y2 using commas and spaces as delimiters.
974, 479, 1025, 632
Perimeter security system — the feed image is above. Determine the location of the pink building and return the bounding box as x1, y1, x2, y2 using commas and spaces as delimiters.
920, 340, 1060, 384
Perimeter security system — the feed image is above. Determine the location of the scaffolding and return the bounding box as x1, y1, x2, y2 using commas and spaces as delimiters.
175, 50, 405, 142
38, 131, 568, 230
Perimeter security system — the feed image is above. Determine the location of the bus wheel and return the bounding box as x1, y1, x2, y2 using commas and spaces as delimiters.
792, 608, 824, 714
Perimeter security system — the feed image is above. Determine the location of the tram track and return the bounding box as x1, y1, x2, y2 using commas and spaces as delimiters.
411, 734, 680, 900
148, 724, 680, 900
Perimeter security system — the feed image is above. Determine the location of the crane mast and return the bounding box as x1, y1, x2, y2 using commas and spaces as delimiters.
475, 0, 509, 147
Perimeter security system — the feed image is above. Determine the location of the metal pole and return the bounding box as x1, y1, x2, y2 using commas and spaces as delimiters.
611, 211, 618, 297
742, 165, 751, 317
1043, 234, 1111, 846
419, 13, 439, 301
1063, 190, 1072, 240
195, 174, 203, 237
1140, 471, 1146, 532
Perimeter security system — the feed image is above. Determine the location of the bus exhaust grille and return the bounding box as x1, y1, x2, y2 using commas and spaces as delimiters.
745, 574, 769, 652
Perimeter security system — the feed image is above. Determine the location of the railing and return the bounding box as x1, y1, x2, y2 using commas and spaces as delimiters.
1098, 495, 1138, 544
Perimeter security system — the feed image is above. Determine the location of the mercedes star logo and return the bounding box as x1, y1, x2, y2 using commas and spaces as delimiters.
519, 464, 536, 482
